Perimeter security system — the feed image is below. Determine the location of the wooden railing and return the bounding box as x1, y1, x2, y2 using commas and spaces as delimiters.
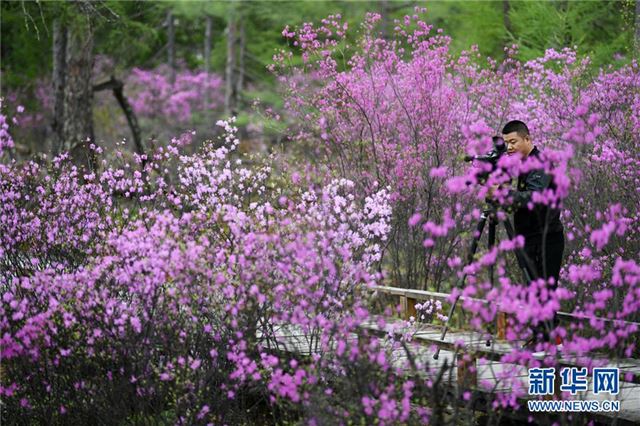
257, 284, 640, 424
369, 284, 640, 333
365, 284, 640, 388
368, 284, 510, 338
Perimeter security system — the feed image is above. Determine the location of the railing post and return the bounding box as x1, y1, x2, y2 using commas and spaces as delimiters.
497, 312, 507, 340
358, 330, 370, 354
400, 296, 417, 321
542, 372, 563, 400
457, 352, 477, 389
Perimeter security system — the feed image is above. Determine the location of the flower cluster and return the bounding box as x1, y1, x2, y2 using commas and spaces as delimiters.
0, 99, 20, 156
2, 8, 639, 424
127, 66, 224, 123
274, 7, 640, 417
1, 116, 405, 424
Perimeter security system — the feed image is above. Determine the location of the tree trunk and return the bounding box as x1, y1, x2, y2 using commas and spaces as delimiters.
502, 0, 512, 56
204, 15, 212, 76
502, 0, 513, 35
224, 13, 237, 117
235, 19, 245, 101
52, 18, 67, 156
204, 14, 213, 108
379, 2, 411, 39
167, 10, 176, 85
380, 0, 390, 39
63, 16, 95, 168
635, 0, 640, 57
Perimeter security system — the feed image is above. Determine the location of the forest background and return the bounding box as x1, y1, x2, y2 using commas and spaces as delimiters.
2, 0, 638, 156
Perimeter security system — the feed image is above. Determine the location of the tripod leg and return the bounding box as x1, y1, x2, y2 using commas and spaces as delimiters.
486, 219, 497, 346
434, 214, 488, 360
501, 218, 537, 283
488, 218, 497, 287
501, 218, 543, 345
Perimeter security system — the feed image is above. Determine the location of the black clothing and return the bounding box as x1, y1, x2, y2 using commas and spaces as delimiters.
510, 147, 564, 242
525, 231, 565, 342
523, 231, 564, 287
510, 146, 565, 343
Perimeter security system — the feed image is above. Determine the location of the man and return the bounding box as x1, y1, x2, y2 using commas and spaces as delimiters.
502, 120, 564, 347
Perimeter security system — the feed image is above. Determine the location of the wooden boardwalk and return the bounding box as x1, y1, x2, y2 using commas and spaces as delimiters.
256, 286, 640, 425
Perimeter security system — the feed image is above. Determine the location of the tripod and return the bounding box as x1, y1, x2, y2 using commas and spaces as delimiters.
433, 199, 536, 360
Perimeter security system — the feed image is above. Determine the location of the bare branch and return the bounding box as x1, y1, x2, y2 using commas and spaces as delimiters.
20, 0, 40, 40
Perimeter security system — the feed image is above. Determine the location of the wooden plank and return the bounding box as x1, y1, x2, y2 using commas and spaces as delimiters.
369, 285, 468, 303
368, 285, 640, 327
359, 317, 640, 384
259, 324, 640, 425
258, 316, 640, 389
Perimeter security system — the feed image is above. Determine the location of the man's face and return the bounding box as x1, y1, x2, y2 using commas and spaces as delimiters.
503, 131, 533, 157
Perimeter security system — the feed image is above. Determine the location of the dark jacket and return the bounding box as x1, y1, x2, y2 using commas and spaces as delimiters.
509, 146, 563, 242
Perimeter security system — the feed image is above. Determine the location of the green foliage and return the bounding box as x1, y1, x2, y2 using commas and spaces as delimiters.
0, 1, 166, 88
245, 88, 284, 109
509, 0, 634, 67
1, 1, 635, 112
95, 1, 166, 69
426, 1, 506, 58
0, 1, 53, 87
425, 0, 635, 68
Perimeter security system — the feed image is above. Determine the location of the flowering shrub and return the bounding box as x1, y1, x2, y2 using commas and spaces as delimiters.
2, 9, 640, 425
274, 7, 640, 417
415, 299, 447, 323
126, 65, 224, 124
2, 116, 451, 424
0, 99, 18, 156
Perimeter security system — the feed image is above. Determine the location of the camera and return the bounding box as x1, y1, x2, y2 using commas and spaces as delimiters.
464, 136, 507, 185
464, 136, 507, 165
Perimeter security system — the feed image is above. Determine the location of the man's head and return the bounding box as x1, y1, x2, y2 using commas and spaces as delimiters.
502, 120, 533, 158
